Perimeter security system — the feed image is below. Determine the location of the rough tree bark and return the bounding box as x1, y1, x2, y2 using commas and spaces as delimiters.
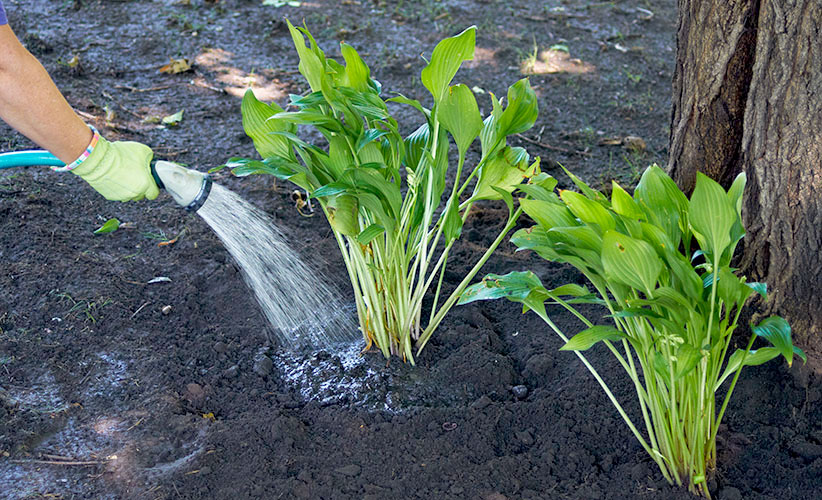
669, 0, 822, 350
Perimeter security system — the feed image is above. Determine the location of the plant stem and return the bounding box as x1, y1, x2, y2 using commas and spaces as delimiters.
416, 205, 522, 353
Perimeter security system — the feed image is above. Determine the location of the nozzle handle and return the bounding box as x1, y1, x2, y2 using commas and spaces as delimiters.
150, 161, 165, 190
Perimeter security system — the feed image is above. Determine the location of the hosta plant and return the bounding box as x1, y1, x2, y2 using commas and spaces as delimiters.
229, 22, 540, 363
461, 165, 805, 497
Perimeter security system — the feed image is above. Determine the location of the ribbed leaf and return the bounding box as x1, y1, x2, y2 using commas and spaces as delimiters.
690, 172, 736, 259
327, 194, 359, 236
439, 84, 482, 156
634, 165, 687, 246
340, 42, 371, 92
751, 316, 806, 367
601, 230, 662, 292
520, 199, 578, 229
674, 343, 703, 380
560, 164, 607, 203
497, 78, 538, 137
459, 271, 544, 305
746, 281, 767, 299
356, 223, 385, 245
356, 129, 389, 152
479, 93, 504, 157
560, 190, 615, 232
560, 325, 625, 351
241, 90, 291, 159
421, 26, 476, 103
287, 20, 326, 92
473, 148, 536, 200
716, 347, 786, 390
611, 181, 643, 219
442, 201, 464, 245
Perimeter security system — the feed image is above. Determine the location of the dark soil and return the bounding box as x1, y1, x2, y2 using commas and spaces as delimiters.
1, 1, 821, 499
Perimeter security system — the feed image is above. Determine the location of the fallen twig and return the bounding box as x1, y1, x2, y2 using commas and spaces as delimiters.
115, 84, 173, 93
12, 459, 107, 466
514, 133, 589, 155
131, 301, 151, 319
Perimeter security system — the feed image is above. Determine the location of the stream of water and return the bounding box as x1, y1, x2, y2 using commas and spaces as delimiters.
196, 184, 356, 349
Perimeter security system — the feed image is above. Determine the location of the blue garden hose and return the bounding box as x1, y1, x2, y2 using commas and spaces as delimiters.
0, 150, 65, 169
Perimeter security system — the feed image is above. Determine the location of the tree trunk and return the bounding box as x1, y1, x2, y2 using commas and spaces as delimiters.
669, 0, 822, 350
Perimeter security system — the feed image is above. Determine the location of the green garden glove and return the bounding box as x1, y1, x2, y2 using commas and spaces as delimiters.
71, 137, 160, 201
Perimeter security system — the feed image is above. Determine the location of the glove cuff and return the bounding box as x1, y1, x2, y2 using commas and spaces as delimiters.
51, 125, 101, 172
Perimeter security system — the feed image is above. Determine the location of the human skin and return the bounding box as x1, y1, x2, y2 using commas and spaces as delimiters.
0, 24, 91, 163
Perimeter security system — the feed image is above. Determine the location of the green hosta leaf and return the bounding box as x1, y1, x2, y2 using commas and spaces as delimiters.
517, 184, 551, 201
560, 190, 615, 233
241, 89, 291, 159
439, 84, 482, 156
560, 325, 625, 351
404, 123, 430, 173
356, 129, 389, 152
547, 226, 602, 252
715, 346, 804, 390
345, 168, 402, 219
611, 181, 643, 220
287, 20, 326, 92
664, 253, 703, 300
497, 78, 538, 137
94, 218, 120, 235
548, 284, 591, 297
313, 182, 350, 198
327, 194, 359, 236
320, 134, 353, 180
442, 201, 464, 245
560, 164, 607, 203
480, 92, 504, 157
473, 148, 537, 200
226, 157, 313, 190
520, 199, 578, 229
602, 230, 662, 292
459, 271, 545, 305
716, 265, 752, 309
640, 222, 676, 257
340, 42, 371, 92
611, 307, 664, 320
674, 343, 703, 380
518, 173, 558, 201
727, 172, 747, 217
690, 172, 736, 260
421, 26, 476, 103
356, 223, 384, 245
634, 165, 688, 246
386, 95, 430, 119
751, 316, 806, 367
746, 281, 767, 299
721, 348, 780, 387
510, 227, 562, 262
491, 186, 515, 218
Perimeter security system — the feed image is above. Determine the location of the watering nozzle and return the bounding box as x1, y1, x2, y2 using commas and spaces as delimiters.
150, 160, 212, 212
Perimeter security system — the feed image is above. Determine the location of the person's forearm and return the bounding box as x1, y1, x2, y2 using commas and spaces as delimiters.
0, 24, 91, 163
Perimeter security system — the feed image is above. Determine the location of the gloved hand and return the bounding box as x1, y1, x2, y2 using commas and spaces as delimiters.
71, 136, 160, 201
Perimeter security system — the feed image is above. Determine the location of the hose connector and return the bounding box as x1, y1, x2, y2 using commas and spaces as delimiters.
150, 161, 212, 212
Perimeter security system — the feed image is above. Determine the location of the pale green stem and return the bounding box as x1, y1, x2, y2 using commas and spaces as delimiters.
416, 206, 523, 353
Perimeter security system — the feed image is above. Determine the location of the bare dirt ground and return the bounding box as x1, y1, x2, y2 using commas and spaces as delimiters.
1, 1, 820, 499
